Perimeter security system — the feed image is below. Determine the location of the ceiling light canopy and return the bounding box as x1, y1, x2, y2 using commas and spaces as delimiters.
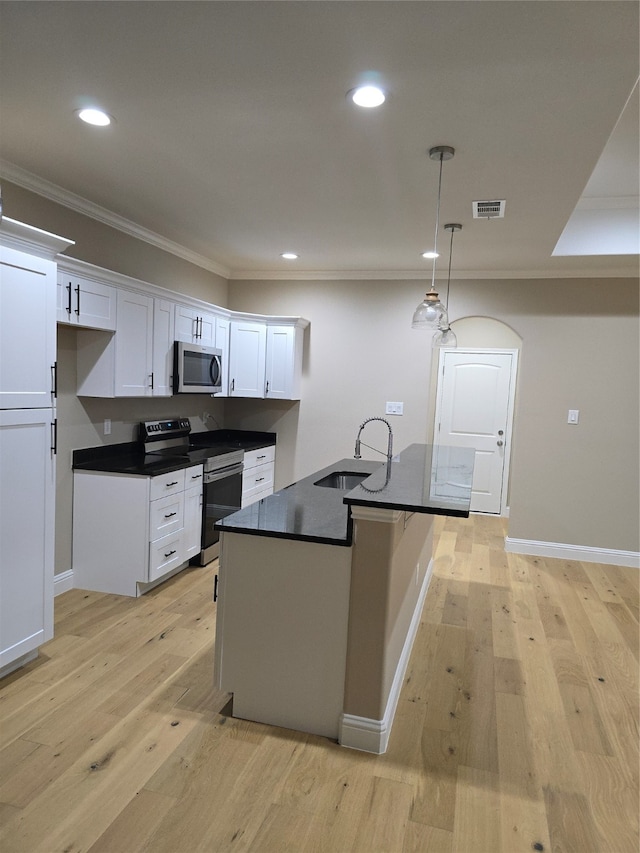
280, 252, 298, 260
76, 107, 113, 127
412, 145, 455, 330
349, 85, 386, 108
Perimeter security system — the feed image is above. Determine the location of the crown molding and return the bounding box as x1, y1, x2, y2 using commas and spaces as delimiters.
0, 160, 231, 279
229, 266, 638, 281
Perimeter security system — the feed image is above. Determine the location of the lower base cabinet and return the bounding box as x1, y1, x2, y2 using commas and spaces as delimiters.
241, 445, 275, 507
0, 409, 55, 677
73, 464, 203, 597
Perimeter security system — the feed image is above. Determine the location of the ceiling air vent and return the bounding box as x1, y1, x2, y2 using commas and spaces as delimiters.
473, 199, 506, 219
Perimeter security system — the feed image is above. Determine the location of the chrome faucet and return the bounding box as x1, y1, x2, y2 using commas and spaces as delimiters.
354, 417, 394, 462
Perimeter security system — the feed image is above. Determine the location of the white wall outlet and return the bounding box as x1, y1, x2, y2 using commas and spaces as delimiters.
385, 402, 404, 416
104, 418, 111, 435
567, 409, 579, 424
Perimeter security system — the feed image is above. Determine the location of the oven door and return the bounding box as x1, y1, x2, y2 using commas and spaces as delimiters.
199, 461, 243, 564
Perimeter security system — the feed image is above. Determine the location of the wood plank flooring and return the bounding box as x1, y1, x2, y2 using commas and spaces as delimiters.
1, 515, 637, 852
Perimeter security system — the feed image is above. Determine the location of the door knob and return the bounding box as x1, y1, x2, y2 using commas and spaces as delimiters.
497, 440, 504, 447
498, 429, 504, 436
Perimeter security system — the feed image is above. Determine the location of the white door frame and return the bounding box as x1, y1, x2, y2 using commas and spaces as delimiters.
434, 347, 519, 516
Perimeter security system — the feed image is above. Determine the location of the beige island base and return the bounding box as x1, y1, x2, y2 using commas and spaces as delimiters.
214, 505, 435, 754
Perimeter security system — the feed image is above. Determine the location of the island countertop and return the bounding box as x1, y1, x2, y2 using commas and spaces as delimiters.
215, 443, 474, 547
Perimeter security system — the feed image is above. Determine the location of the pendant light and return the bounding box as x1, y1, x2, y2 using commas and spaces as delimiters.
411, 145, 455, 329
432, 222, 461, 349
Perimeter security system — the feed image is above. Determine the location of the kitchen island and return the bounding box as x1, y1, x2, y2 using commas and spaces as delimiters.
214, 443, 474, 753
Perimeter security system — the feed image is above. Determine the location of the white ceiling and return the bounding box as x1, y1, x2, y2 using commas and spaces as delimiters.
0, 1, 638, 280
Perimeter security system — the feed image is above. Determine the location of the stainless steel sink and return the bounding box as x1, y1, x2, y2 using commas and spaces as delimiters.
313, 471, 369, 490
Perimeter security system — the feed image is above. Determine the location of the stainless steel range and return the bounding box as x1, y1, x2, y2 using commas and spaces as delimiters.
140, 418, 244, 564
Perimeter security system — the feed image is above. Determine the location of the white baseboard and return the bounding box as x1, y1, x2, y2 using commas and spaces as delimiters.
54, 569, 74, 596
339, 556, 434, 754
504, 537, 640, 569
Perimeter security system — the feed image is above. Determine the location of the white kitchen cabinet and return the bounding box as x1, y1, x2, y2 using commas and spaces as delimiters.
0, 409, 55, 675
0, 245, 57, 410
73, 463, 203, 597
265, 324, 304, 400
241, 444, 276, 507
0, 218, 72, 678
76, 288, 155, 397
228, 320, 267, 398
56, 271, 116, 331
175, 304, 216, 348
152, 298, 175, 397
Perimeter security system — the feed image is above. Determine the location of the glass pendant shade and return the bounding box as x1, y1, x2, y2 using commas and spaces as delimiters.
432, 326, 458, 348
411, 290, 448, 329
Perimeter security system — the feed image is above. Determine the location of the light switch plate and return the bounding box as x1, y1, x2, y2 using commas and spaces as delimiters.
567, 409, 579, 424
385, 402, 404, 416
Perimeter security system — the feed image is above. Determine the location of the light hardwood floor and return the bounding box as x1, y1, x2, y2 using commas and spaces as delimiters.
1, 515, 638, 852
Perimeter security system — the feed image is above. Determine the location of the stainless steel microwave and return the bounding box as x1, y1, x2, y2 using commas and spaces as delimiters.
173, 341, 223, 394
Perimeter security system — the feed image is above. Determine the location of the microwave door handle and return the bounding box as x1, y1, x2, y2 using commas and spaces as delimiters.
210, 355, 221, 386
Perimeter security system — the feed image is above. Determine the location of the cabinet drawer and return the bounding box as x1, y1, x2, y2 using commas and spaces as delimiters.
149, 492, 184, 541
150, 469, 185, 501
242, 461, 274, 503
149, 531, 184, 582
244, 445, 275, 470
184, 463, 204, 489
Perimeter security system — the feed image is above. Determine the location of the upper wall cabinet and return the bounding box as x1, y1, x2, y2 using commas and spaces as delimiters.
174, 304, 216, 348
56, 254, 308, 400
265, 324, 304, 400
57, 271, 116, 331
229, 320, 267, 398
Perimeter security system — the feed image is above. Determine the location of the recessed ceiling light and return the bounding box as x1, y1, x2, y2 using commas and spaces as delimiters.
421, 251, 440, 259
281, 252, 298, 260
349, 85, 386, 108
76, 108, 113, 127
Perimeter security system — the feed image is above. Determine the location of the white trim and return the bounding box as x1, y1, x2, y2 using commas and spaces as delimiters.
339, 556, 434, 754
2, 161, 636, 282
0, 216, 74, 258
228, 267, 638, 281
504, 537, 640, 569
1, 160, 230, 279
0, 649, 38, 679
54, 569, 74, 597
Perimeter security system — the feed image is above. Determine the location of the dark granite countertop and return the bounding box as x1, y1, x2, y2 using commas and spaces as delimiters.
215, 443, 474, 547
72, 429, 276, 476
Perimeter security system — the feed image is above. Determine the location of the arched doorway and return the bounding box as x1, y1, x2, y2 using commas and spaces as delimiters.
430, 317, 523, 515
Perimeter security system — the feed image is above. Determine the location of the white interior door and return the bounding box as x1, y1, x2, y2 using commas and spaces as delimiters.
434, 349, 518, 514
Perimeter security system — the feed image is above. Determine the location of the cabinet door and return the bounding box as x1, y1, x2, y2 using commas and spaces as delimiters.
174, 305, 199, 343
0, 409, 54, 670
115, 290, 154, 396
184, 483, 203, 559
198, 311, 216, 348
0, 246, 56, 409
265, 325, 295, 399
229, 320, 266, 398
152, 298, 174, 397
56, 272, 116, 331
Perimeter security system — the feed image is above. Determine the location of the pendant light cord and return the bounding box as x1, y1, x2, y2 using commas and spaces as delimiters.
429, 152, 444, 293
445, 225, 455, 311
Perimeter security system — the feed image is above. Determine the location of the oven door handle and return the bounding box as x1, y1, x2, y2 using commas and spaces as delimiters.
204, 462, 244, 484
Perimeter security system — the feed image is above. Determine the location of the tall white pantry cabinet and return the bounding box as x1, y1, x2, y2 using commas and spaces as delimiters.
0, 218, 74, 677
